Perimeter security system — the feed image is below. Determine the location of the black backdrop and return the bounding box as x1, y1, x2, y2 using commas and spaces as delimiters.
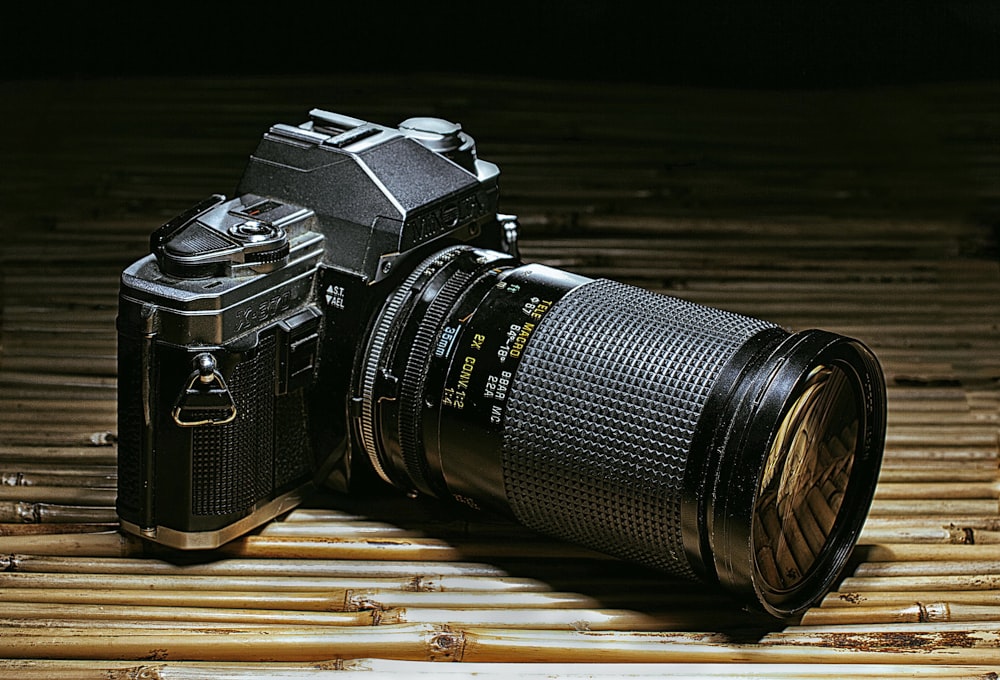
4, 2, 998, 87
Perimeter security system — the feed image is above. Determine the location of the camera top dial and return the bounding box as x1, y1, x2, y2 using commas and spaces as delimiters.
151, 194, 311, 279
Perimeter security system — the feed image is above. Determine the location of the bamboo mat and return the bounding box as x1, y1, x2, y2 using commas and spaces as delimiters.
0, 74, 998, 678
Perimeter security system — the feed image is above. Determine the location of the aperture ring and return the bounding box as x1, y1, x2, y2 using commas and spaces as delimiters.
397, 265, 477, 496
357, 247, 467, 488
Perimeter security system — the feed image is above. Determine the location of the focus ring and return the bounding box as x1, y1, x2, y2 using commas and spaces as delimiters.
397, 266, 477, 496
357, 267, 423, 487
358, 248, 464, 487
500, 279, 776, 579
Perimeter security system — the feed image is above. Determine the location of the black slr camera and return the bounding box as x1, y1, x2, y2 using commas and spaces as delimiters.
117, 109, 887, 617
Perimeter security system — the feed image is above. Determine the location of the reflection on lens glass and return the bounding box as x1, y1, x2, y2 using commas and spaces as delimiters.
753, 364, 859, 592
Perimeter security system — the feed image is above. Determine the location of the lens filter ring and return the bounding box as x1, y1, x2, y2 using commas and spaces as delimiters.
707, 330, 886, 617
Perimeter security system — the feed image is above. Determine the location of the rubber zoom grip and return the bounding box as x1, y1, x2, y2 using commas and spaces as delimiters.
499, 279, 776, 578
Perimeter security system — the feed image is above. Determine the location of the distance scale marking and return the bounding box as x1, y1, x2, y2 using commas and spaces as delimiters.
426, 263, 588, 510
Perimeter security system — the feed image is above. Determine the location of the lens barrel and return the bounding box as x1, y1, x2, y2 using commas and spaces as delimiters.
357, 245, 886, 617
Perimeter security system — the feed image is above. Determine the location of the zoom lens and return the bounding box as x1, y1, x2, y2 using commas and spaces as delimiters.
356, 245, 886, 617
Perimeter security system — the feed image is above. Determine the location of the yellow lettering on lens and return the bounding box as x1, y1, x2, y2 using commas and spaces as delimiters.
510, 322, 535, 358
530, 300, 554, 320
458, 356, 476, 390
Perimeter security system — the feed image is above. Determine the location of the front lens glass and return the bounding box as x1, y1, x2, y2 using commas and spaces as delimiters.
753, 364, 860, 592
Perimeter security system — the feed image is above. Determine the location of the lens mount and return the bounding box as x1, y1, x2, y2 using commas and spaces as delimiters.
355, 246, 518, 497
705, 330, 886, 617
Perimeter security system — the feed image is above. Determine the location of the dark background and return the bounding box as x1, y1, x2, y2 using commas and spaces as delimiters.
4, 2, 998, 87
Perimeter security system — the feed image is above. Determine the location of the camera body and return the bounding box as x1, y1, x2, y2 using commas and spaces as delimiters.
117, 110, 517, 548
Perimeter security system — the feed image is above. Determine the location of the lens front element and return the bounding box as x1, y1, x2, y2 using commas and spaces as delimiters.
753, 364, 859, 592
709, 333, 885, 617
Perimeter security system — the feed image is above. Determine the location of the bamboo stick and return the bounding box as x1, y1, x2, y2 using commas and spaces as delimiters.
0, 421, 117, 438
877, 468, 998, 483
0, 601, 375, 626
279, 506, 532, 535
2, 554, 513, 578
0, 398, 116, 413
0, 584, 370, 612
863, 516, 1000, 531
0, 659, 996, 680
257, 522, 421, 539
780, 620, 1000, 636
800, 602, 1000, 625
0, 429, 117, 447
0, 486, 116, 505
0, 411, 115, 427
0, 591, 668, 635
227, 658, 1000, 680
284, 508, 373, 522
851, 559, 1000, 578
457, 628, 1000, 664
0, 586, 601, 611
0, 618, 285, 631
838, 574, 1000, 592
859, 544, 1000, 562
886, 413, 997, 427
257, 518, 550, 541
0, 446, 116, 465
0, 601, 660, 631
0, 557, 740, 608
874, 483, 1000, 500
0, 462, 117, 477
879, 449, 997, 463
867, 499, 998, 516
0, 470, 115, 487
0, 356, 116, 375
0, 569, 752, 615
6, 624, 1000, 664
0, 623, 445, 661
0, 531, 130, 556
0, 371, 116, 389
0, 568, 737, 608
261, 511, 414, 535
217, 535, 601, 561
821, 590, 1000, 608
859, 525, 1000, 545
0, 571, 548, 593
883, 431, 998, 449
0, 528, 612, 562
0, 503, 117, 523
0, 384, 115, 400
0, 522, 117, 535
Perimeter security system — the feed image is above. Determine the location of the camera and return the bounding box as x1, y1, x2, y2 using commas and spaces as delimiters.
117, 109, 887, 617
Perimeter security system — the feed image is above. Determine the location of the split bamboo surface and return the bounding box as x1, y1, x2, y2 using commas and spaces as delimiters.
0, 74, 997, 677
